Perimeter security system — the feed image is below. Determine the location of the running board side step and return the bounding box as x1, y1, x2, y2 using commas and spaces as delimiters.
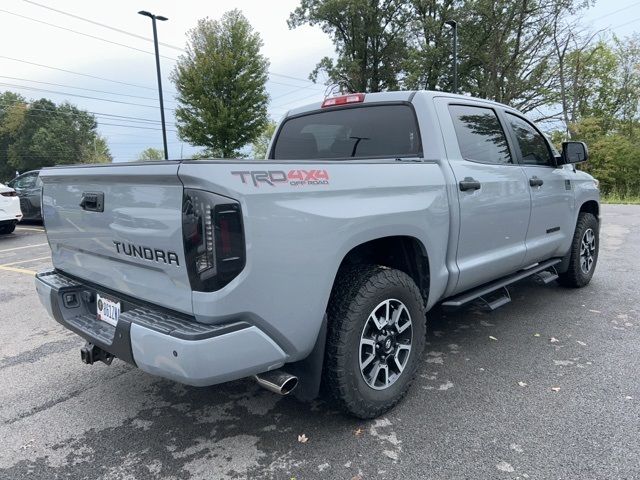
442, 259, 562, 309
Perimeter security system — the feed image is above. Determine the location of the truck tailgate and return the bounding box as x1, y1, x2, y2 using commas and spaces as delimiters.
40, 163, 193, 314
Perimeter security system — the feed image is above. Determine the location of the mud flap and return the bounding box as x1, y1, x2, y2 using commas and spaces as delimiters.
288, 314, 327, 402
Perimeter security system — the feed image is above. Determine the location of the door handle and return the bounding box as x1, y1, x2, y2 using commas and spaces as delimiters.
459, 177, 481, 191
529, 176, 544, 187
79, 192, 104, 212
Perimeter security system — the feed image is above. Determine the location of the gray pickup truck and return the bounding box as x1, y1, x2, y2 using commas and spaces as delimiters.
35, 91, 599, 418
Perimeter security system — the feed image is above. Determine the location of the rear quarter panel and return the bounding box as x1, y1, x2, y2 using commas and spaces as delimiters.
178, 161, 450, 359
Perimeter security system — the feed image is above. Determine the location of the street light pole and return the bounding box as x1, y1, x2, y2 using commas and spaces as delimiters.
138, 10, 169, 160
445, 20, 458, 94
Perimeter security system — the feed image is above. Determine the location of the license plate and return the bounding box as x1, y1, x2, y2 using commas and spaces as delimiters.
97, 294, 120, 327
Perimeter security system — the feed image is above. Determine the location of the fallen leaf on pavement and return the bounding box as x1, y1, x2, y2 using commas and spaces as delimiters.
550, 337, 559, 343
518, 381, 528, 387
489, 336, 498, 341
588, 309, 601, 313
577, 340, 587, 346
298, 434, 309, 444
534, 333, 541, 337
551, 387, 561, 392
354, 428, 363, 437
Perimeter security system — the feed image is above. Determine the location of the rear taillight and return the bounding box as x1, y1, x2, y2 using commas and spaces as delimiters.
1, 191, 17, 197
182, 189, 246, 292
321, 93, 365, 108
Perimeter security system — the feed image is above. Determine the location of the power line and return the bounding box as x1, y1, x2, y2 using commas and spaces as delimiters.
22, 0, 185, 52
598, 1, 640, 21
271, 91, 322, 109
0, 56, 162, 92
107, 142, 182, 145
14, 2, 322, 87
0, 98, 175, 126
609, 15, 640, 30
93, 131, 166, 138
0, 82, 176, 110
271, 84, 317, 101
99, 122, 178, 132
0, 8, 178, 61
0, 75, 176, 104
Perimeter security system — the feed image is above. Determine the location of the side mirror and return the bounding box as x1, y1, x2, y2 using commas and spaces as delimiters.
561, 141, 588, 164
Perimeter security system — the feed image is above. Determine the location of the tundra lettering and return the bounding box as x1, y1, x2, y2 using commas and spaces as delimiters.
113, 240, 179, 266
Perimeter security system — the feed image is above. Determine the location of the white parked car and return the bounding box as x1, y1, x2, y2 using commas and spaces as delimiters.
0, 183, 23, 234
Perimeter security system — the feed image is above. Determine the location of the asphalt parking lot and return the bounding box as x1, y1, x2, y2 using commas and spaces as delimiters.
1, 205, 639, 480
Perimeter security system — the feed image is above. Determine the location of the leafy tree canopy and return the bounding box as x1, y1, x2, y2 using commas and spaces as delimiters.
289, 0, 409, 93
251, 121, 277, 159
171, 9, 270, 158
137, 147, 165, 161
0, 92, 111, 181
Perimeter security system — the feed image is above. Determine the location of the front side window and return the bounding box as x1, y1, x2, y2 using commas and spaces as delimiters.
13, 173, 37, 189
271, 105, 421, 160
506, 113, 554, 166
448, 105, 512, 164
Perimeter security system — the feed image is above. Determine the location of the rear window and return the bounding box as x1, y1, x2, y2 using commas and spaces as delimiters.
271, 105, 421, 160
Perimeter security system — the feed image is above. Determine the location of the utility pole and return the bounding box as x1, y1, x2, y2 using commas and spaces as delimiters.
445, 20, 458, 94
138, 10, 169, 160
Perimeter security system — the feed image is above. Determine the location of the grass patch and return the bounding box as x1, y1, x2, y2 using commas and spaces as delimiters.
601, 194, 640, 205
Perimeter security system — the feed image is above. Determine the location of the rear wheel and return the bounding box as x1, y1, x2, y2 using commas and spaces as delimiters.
324, 265, 426, 418
558, 212, 599, 288
0, 222, 16, 234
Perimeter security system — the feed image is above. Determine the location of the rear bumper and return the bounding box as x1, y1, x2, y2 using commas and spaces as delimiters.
35, 270, 287, 386
0, 201, 23, 223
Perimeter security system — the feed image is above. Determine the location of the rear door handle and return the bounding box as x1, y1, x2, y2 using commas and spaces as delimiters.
459, 177, 481, 191
529, 176, 544, 187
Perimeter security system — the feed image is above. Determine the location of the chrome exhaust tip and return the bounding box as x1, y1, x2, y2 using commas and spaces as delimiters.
254, 369, 298, 396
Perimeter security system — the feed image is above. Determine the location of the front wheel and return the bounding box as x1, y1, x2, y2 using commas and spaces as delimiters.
324, 265, 426, 418
558, 212, 599, 288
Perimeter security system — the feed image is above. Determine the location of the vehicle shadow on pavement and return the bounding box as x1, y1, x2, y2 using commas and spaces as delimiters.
2, 278, 598, 479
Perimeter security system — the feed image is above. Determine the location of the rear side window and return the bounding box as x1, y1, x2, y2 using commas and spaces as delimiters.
506, 113, 554, 166
448, 105, 512, 164
271, 105, 421, 160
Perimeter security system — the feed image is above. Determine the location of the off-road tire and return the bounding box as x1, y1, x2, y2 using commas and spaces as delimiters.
558, 212, 599, 288
324, 265, 426, 418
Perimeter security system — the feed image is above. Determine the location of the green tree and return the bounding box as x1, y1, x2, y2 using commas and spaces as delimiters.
137, 147, 165, 161
450, 0, 591, 112
288, 0, 409, 92
0, 95, 111, 175
402, 0, 460, 91
171, 10, 269, 158
251, 121, 277, 159
0, 92, 26, 181
87, 136, 112, 164
570, 117, 640, 198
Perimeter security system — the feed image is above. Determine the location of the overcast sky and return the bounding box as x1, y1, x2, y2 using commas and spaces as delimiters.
0, 0, 638, 162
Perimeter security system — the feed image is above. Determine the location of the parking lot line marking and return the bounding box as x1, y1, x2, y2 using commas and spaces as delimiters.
0, 243, 48, 253
16, 227, 45, 232
0, 265, 36, 275
0, 256, 50, 267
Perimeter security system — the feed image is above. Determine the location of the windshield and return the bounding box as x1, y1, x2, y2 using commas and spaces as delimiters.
271, 104, 421, 160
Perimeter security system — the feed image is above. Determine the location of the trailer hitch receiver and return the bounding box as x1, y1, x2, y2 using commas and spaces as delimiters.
80, 343, 114, 365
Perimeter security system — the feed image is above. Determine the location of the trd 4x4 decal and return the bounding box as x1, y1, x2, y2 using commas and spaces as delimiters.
231, 169, 330, 187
